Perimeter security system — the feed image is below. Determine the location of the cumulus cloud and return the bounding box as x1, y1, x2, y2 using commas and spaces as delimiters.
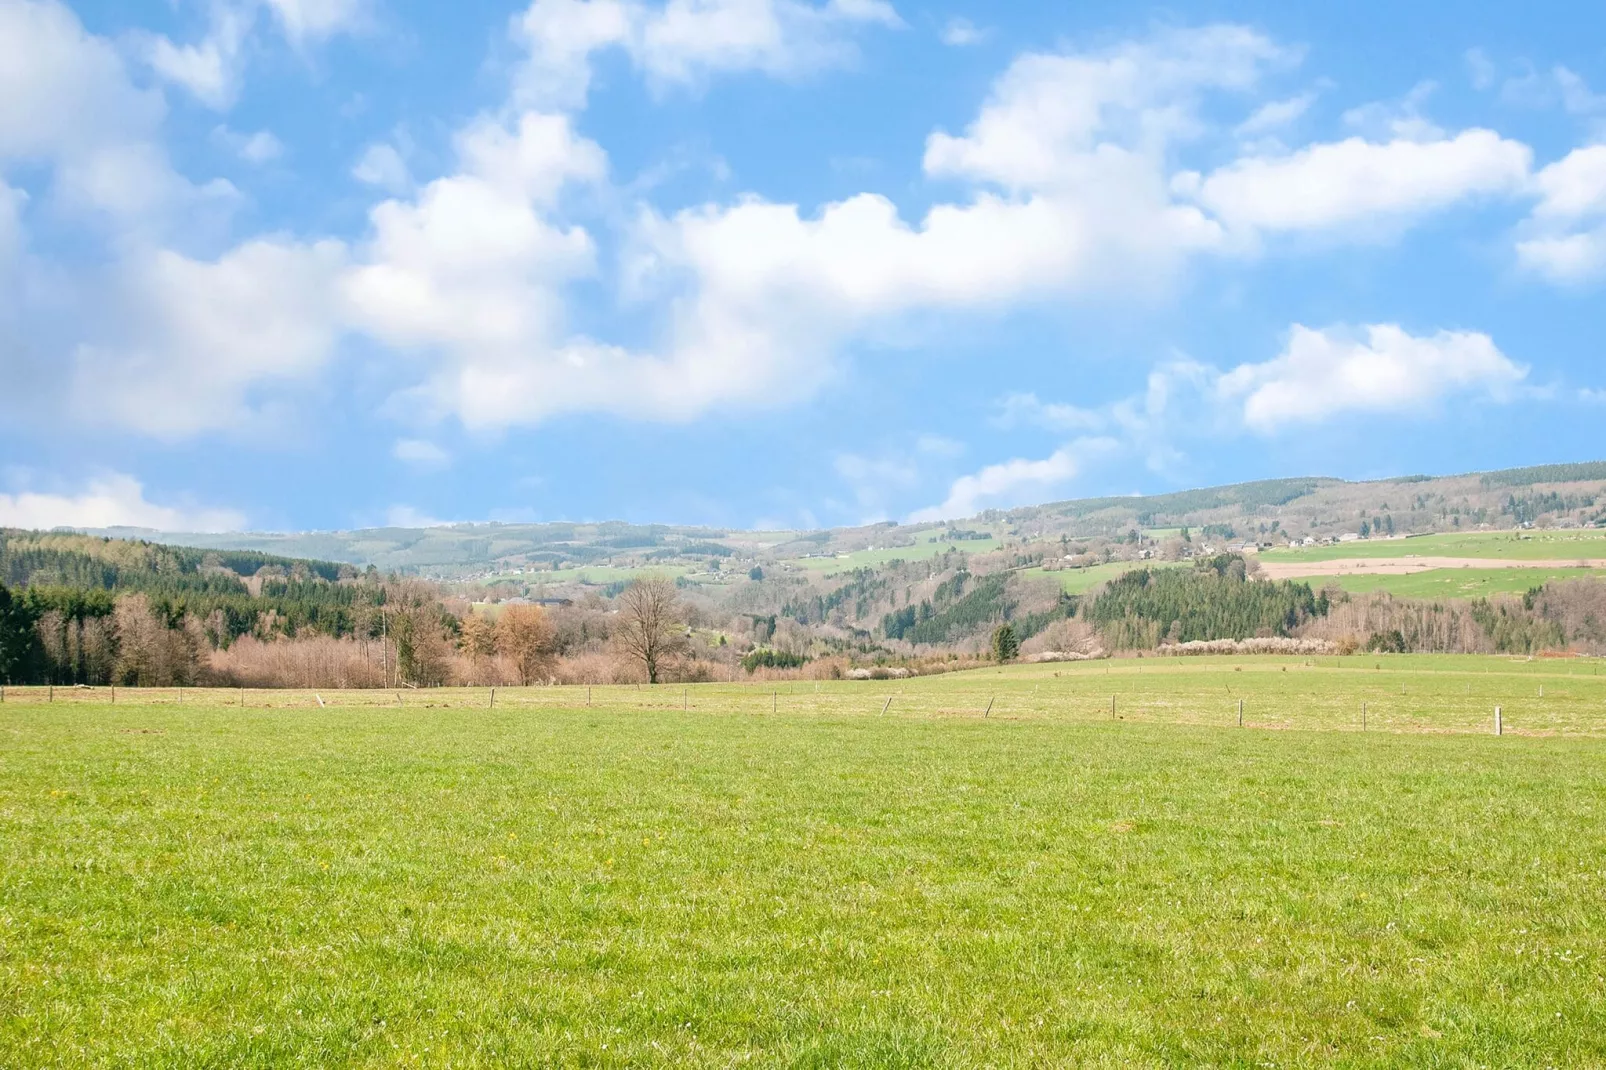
922, 25, 1288, 192
1516, 145, 1606, 283
137, 0, 370, 109
1178, 129, 1531, 238
383, 21, 1553, 435
958, 325, 1527, 514
562, 27, 1283, 428
1, 0, 236, 235
910, 443, 1095, 522
214, 125, 285, 164
72, 239, 349, 438
352, 142, 412, 192
0, 474, 245, 532
939, 17, 985, 47
1218, 324, 1527, 432
342, 113, 609, 424
136, 6, 253, 109
512, 0, 900, 109
262, 0, 370, 43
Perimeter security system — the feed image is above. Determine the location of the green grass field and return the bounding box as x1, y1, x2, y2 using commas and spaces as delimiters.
1327, 566, 1606, 599
6, 657, 1606, 1066
1262, 529, 1606, 564
1027, 560, 1186, 595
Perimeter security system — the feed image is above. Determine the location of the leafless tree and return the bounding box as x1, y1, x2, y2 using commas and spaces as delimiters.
615, 577, 684, 684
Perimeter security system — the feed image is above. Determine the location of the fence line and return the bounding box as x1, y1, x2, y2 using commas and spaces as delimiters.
2, 678, 1602, 737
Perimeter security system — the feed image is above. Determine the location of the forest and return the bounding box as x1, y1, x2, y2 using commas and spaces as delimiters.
5, 524, 1606, 690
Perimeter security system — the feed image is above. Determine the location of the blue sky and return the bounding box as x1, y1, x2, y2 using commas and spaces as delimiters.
1, 0, 1604, 533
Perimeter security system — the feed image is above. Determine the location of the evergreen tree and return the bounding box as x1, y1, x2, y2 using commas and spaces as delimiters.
0, 582, 40, 684
991, 622, 1020, 663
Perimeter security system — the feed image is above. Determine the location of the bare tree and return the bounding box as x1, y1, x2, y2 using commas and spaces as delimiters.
615, 577, 684, 684
495, 605, 556, 685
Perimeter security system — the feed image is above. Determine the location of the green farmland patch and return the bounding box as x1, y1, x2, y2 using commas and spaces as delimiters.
5, 657, 1606, 1066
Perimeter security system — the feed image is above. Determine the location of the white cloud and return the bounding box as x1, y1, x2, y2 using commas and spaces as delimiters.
1515, 145, 1606, 283
939, 17, 985, 47
136, 6, 252, 109
262, 0, 370, 43
342, 115, 605, 422
392, 438, 450, 468
1517, 230, 1606, 282
1234, 92, 1313, 138
1340, 81, 1442, 141
1580, 388, 1606, 405
0, 0, 165, 160
512, 0, 901, 109
1218, 324, 1527, 432
1528, 145, 1606, 221
1180, 130, 1531, 238
1, 0, 235, 234
237, 130, 283, 164
385, 504, 456, 528
553, 27, 1278, 429
992, 392, 1105, 432
352, 142, 412, 192
922, 25, 1288, 192
910, 443, 1090, 522
409, 23, 1541, 434
0, 474, 245, 532
1497, 63, 1606, 126
135, 0, 369, 111
72, 238, 349, 438
214, 125, 285, 164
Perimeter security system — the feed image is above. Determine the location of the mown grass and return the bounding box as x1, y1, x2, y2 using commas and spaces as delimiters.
5, 657, 1606, 1067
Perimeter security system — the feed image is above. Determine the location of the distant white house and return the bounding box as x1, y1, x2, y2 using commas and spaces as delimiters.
1338, 532, 1362, 542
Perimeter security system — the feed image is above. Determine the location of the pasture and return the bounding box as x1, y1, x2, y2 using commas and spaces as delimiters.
1260, 529, 1606, 564
5, 656, 1606, 1066
1326, 565, 1606, 599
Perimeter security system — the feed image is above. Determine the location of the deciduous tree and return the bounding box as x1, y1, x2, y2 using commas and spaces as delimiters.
495, 605, 556, 685
615, 577, 684, 684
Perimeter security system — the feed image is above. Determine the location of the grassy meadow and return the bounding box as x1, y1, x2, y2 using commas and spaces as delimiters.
1260, 529, 1606, 564
5, 656, 1606, 1066
1327, 565, 1606, 599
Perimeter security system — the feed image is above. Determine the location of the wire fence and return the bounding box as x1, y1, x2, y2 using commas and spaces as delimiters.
3, 662, 1604, 738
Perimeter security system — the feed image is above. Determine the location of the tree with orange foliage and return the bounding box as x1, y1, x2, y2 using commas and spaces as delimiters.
494, 604, 556, 685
